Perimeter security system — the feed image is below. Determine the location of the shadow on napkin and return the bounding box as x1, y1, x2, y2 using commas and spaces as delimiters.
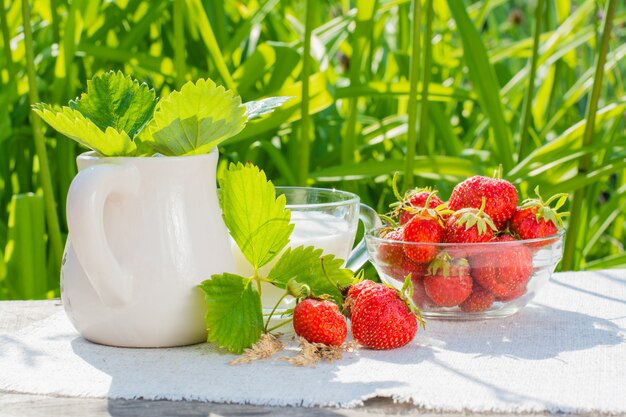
552, 276, 626, 307
421, 304, 623, 360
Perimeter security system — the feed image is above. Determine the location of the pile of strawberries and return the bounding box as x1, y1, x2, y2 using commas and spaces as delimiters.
292, 278, 424, 350
379, 173, 568, 312
289, 172, 567, 352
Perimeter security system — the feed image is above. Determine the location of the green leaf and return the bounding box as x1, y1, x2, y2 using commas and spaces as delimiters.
185, 0, 236, 92
32, 104, 137, 156
69, 71, 157, 138
334, 81, 475, 101
199, 273, 263, 354
219, 163, 293, 269
3, 194, 47, 299
268, 246, 353, 307
142, 78, 247, 155
509, 102, 626, 179
0, 245, 5, 281
244, 96, 293, 121
311, 157, 481, 182
447, 0, 514, 171
585, 252, 626, 270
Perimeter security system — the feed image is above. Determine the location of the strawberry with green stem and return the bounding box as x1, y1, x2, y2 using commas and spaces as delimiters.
377, 228, 405, 266
448, 166, 518, 230
510, 186, 569, 241
288, 259, 354, 346
351, 276, 425, 350
389, 173, 444, 225
375, 225, 429, 283
292, 297, 347, 346
402, 193, 448, 263
343, 278, 376, 318
443, 197, 498, 244
423, 251, 473, 307
470, 234, 533, 298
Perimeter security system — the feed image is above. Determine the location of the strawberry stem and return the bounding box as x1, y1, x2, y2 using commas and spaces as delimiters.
559, 212, 571, 218
423, 190, 439, 208
265, 291, 290, 332
545, 192, 569, 206
266, 318, 293, 333
397, 275, 426, 329
401, 274, 413, 298
354, 269, 365, 282
379, 214, 398, 228
392, 172, 404, 202
477, 196, 487, 216
430, 251, 452, 277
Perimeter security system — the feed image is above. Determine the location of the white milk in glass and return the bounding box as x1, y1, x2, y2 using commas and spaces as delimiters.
230, 210, 357, 310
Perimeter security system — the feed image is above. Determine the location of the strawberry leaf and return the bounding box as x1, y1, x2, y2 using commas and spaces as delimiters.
32, 104, 137, 156
148, 116, 232, 156
220, 163, 293, 270
477, 220, 486, 235
267, 246, 353, 307
199, 273, 263, 354
69, 71, 157, 138
141, 78, 247, 155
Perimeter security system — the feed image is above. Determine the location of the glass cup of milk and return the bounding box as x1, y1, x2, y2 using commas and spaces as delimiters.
230, 187, 380, 311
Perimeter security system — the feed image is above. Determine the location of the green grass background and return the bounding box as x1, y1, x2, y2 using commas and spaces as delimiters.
1, 0, 625, 299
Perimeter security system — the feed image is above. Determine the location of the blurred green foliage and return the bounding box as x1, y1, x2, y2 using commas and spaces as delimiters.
1, 0, 626, 299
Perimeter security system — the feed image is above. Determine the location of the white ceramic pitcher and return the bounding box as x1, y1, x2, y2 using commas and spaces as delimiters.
61, 150, 235, 348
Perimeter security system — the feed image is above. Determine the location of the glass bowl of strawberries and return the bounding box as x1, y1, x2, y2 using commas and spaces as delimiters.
365, 173, 567, 319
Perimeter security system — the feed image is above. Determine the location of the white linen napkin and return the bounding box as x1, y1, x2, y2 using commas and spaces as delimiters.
1, 269, 625, 414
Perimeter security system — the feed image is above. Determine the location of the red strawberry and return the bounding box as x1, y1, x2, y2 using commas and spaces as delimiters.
410, 276, 435, 309
293, 298, 347, 346
351, 283, 421, 350
510, 187, 568, 243
443, 197, 497, 244
377, 228, 404, 266
388, 174, 445, 225
343, 279, 376, 318
397, 190, 445, 225
470, 235, 533, 298
402, 204, 446, 263
496, 282, 527, 302
385, 255, 428, 283
423, 252, 473, 307
448, 169, 518, 230
401, 257, 428, 279
494, 233, 518, 242
459, 283, 495, 312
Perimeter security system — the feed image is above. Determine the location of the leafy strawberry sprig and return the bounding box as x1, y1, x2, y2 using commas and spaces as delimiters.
454, 197, 497, 235
198, 163, 352, 354
33, 71, 157, 156
34, 71, 291, 157
520, 186, 570, 227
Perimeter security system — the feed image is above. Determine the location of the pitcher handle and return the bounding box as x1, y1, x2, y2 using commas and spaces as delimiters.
345, 204, 381, 271
66, 163, 140, 306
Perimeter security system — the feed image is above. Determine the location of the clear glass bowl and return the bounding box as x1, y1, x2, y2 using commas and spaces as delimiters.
365, 228, 564, 320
